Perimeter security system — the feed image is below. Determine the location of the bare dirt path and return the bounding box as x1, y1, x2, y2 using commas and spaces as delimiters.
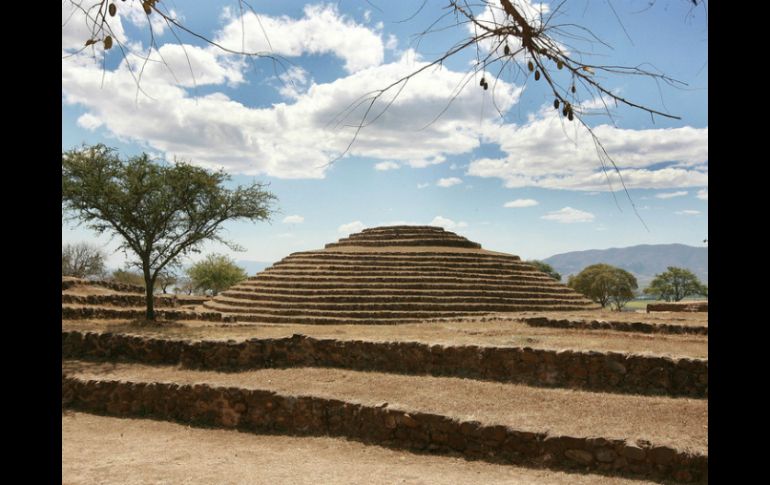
62, 412, 661, 485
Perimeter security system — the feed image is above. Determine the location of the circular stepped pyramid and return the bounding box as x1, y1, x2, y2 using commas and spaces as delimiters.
205, 226, 598, 324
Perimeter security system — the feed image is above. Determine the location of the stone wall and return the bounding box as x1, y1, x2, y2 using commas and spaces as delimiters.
62, 331, 707, 398
647, 302, 708, 313
61, 375, 707, 483
62, 278, 145, 294
61, 308, 222, 322
62, 294, 179, 308
521, 316, 708, 336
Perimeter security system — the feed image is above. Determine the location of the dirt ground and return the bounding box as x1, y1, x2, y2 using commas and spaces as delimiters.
64, 360, 707, 453
63, 317, 708, 359
62, 412, 661, 485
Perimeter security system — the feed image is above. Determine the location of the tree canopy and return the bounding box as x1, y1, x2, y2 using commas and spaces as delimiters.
62, 144, 277, 320
527, 260, 561, 281
62, 242, 106, 279
186, 254, 248, 296
644, 266, 707, 302
568, 263, 638, 311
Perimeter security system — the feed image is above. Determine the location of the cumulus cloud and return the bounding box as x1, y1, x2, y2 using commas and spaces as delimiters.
675, 210, 701, 216
215, 4, 385, 73
504, 198, 538, 208
76, 113, 103, 131
697, 188, 708, 200
63, 43, 521, 179
468, 104, 708, 191
655, 191, 688, 199
375, 161, 399, 171
541, 207, 595, 223
282, 215, 304, 224
430, 216, 468, 230
338, 221, 366, 234
417, 183, 430, 189
437, 177, 463, 187
278, 66, 311, 99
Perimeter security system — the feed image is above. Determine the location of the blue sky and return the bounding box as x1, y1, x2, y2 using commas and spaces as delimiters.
62, 0, 708, 269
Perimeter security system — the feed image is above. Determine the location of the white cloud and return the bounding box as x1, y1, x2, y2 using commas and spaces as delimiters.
124, 3, 175, 36
468, 104, 708, 191
407, 155, 446, 168
541, 207, 595, 223
215, 4, 385, 73
278, 66, 310, 99
282, 215, 304, 224
385, 34, 398, 50
76, 113, 103, 131
437, 177, 463, 188
697, 188, 708, 200
128, 44, 246, 88
62, 46, 521, 179
675, 210, 701, 216
430, 216, 468, 230
338, 221, 366, 234
504, 198, 539, 208
655, 191, 688, 199
417, 183, 430, 189
375, 161, 399, 171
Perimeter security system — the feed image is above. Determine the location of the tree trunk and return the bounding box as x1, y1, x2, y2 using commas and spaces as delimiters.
143, 261, 155, 321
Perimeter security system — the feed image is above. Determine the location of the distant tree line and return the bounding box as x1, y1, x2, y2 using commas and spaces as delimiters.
64, 243, 249, 297
566, 264, 707, 311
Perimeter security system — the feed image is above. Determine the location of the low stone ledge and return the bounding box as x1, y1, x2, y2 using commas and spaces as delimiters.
647, 302, 708, 313
62, 307, 222, 322
61, 375, 707, 483
62, 331, 707, 398
520, 316, 708, 336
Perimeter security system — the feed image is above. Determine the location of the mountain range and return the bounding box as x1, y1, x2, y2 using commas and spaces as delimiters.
542, 244, 708, 289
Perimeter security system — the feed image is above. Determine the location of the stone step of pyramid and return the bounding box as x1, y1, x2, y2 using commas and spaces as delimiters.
62, 360, 707, 483
288, 251, 522, 262
270, 260, 537, 271
218, 291, 585, 304
233, 279, 576, 291
204, 299, 595, 316
248, 275, 559, 285
224, 286, 578, 297
326, 239, 482, 249
65, 412, 665, 485
361, 225, 449, 233
208, 296, 590, 312
207, 309, 596, 325
260, 268, 550, 279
